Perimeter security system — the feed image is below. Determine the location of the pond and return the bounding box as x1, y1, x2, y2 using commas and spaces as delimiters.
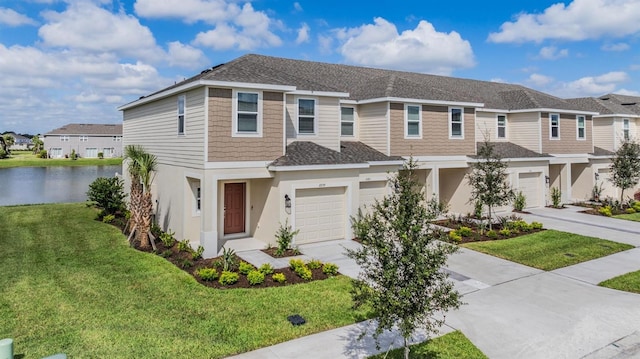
0, 165, 123, 206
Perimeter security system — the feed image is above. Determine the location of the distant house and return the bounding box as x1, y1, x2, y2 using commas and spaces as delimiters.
43, 123, 123, 158
3, 132, 32, 150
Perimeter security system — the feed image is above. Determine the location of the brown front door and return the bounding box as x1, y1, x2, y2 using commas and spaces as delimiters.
224, 183, 245, 234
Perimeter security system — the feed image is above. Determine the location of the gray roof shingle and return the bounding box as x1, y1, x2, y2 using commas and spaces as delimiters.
270, 141, 401, 167
566, 96, 638, 116
45, 123, 122, 136
339, 141, 403, 162
473, 142, 551, 159
592, 147, 615, 156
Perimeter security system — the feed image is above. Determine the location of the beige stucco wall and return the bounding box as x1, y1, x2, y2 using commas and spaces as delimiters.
357, 102, 388, 154
389, 103, 476, 156
541, 112, 593, 154
439, 167, 472, 214
286, 95, 341, 151
208, 88, 284, 162
570, 163, 592, 202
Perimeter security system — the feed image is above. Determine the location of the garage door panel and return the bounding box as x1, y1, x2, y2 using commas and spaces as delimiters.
295, 187, 346, 244
519, 172, 541, 208
359, 181, 388, 214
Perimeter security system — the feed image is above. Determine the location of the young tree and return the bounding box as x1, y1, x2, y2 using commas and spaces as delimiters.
467, 141, 515, 230
347, 158, 461, 359
610, 138, 640, 203
31, 135, 43, 154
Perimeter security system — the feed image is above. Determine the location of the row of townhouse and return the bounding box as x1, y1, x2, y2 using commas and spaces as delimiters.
119, 54, 640, 257
43, 123, 123, 158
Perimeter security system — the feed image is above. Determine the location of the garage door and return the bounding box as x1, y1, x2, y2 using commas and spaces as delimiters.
518, 172, 542, 208
359, 181, 388, 214
295, 187, 346, 244
598, 169, 617, 199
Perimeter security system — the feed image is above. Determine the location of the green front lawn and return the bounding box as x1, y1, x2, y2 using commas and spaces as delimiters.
0, 203, 369, 358
369, 331, 487, 359
0, 151, 122, 167
614, 212, 640, 222
462, 230, 633, 271
600, 270, 640, 293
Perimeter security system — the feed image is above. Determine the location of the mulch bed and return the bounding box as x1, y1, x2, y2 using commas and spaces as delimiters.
433, 219, 545, 243
261, 247, 301, 258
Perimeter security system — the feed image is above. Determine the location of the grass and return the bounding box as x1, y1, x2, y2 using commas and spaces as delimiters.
462, 230, 633, 271
0, 203, 370, 358
599, 270, 640, 293
0, 151, 122, 168
614, 212, 640, 222
369, 331, 487, 359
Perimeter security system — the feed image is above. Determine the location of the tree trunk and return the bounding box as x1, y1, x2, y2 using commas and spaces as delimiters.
137, 192, 153, 249
404, 336, 410, 359
488, 207, 492, 231
621, 188, 625, 205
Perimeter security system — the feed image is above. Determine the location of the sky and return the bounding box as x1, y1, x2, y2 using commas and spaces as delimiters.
1, 0, 640, 135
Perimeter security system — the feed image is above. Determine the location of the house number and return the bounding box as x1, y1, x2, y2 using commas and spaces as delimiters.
318, 183, 326, 187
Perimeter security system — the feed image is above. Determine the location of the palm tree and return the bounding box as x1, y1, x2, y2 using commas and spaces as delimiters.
31, 135, 43, 154
124, 145, 157, 249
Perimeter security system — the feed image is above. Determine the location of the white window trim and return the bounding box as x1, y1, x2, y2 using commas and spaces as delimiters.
404, 104, 422, 139
449, 107, 465, 139
340, 106, 356, 137
232, 89, 263, 137
623, 118, 630, 140
112, 136, 122, 142
60, 136, 69, 142
79, 135, 88, 142
576, 115, 586, 140
549, 113, 560, 140
496, 114, 507, 139
177, 94, 186, 136
297, 97, 318, 136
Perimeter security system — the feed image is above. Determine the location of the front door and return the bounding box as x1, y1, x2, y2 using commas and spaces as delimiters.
224, 183, 245, 235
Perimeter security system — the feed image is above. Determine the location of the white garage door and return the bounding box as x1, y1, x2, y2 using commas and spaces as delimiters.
598, 169, 617, 200
518, 172, 542, 208
295, 187, 346, 244
359, 181, 388, 214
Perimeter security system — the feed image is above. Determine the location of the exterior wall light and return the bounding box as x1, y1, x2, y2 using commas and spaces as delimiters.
284, 194, 291, 209
594, 173, 600, 181
545, 176, 550, 185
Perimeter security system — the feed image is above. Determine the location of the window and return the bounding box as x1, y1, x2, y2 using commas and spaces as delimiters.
177, 95, 185, 135
60, 136, 69, 142
405, 105, 421, 138
449, 107, 464, 138
497, 115, 506, 139
102, 148, 113, 157
341, 107, 355, 136
86, 148, 98, 158
577, 115, 586, 140
624, 119, 630, 140
298, 99, 315, 134
236, 92, 259, 133
550, 114, 560, 139
112, 136, 122, 142
79, 135, 88, 142
50, 148, 62, 158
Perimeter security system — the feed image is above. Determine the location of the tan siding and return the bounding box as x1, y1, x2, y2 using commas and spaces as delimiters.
475, 111, 508, 142
389, 103, 475, 156
508, 112, 540, 152
593, 118, 614, 151
285, 95, 340, 151
541, 112, 593, 154
123, 88, 205, 168
357, 102, 388, 154
207, 88, 284, 162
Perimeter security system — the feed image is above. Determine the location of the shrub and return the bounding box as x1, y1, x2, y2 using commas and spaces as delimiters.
499, 229, 512, 237
178, 259, 193, 269
486, 230, 498, 239
221, 247, 236, 271
87, 177, 127, 215
306, 259, 323, 270
219, 271, 239, 285
247, 270, 265, 285
258, 263, 274, 275
633, 202, 640, 212
192, 245, 204, 260
592, 183, 604, 201
37, 150, 47, 158
160, 250, 172, 258
238, 261, 254, 275
513, 191, 526, 211
322, 262, 339, 276
294, 265, 312, 280
101, 214, 115, 223
474, 200, 483, 218
457, 226, 473, 237
177, 239, 191, 252
159, 230, 175, 247
551, 187, 562, 208
626, 207, 637, 214
70, 149, 77, 160
195, 267, 218, 281
275, 219, 300, 256
531, 222, 543, 230
289, 258, 305, 270
448, 230, 462, 243
97, 152, 104, 159
272, 273, 286, 283
598, 206, 613, 217
0, 148, 7, 159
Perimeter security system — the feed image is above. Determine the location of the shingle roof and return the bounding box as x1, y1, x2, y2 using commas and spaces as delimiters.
566, 97, 638, 116
270, 141, 401, 167
136, 54, 583, 112
592, 147, 615, 156
474, 142, 551, 159
598, 94, 640, 115
45, 123, 122, 136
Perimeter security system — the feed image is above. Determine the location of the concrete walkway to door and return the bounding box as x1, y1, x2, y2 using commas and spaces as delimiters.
231, 207, 640, 359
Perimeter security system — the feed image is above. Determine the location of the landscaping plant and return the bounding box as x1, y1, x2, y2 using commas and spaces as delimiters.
87, 176, 127, 215
513, 191, 526, 211
221, 247, 236, 271
347, 158, 461, 359
609, 138, 640, 203
551, 187, 562, 208
275, 219, 300, 256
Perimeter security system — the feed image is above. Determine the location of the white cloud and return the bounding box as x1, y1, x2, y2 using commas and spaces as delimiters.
167, 41, 208, 69
296, 23, 310, 44
39, 2, 163, 61
538, 46, 569, 60
552, 71, 629, 97
293, 2, 303, 12
193, 3, 281, 50
615, 88, 640, 96
602, 42, 630, 51
527, 73, 554, 87
0, 7, 38, 26
318, 34, 333, 54
488, 0, 640, 43
134, 0, 237, 24
336, 17, 474, 75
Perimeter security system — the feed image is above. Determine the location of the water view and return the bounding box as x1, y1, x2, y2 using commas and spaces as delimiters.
0, 165, 122, 206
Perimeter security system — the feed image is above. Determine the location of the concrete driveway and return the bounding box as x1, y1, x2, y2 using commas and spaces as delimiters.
232, 206, 640, 359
